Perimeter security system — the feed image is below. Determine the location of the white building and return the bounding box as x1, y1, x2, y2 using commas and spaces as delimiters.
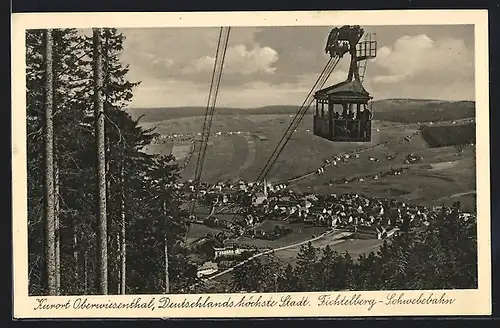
213, 246, 244, 259
197, 261, 219, 278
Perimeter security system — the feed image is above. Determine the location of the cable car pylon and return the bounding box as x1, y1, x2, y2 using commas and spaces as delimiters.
357, 32, 376, 83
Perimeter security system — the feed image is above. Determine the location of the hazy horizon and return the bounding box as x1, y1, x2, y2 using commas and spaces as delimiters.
129, 98, 475, 110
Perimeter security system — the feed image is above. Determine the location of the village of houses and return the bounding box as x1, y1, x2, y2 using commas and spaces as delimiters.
178, 174, 473, 279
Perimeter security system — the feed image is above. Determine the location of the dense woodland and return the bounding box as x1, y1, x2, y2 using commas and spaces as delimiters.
27, 28, 478, 296
372, 100, 475, 123
420, 123, 476, 148
27, 28, 196, 295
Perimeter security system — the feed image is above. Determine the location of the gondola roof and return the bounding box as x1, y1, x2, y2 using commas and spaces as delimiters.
315, 79, 372, 101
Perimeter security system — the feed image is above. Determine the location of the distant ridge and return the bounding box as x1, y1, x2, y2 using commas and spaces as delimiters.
129, 99, 475, 124
372, 99, 475, 123
377, 98, 450, 102
128, 105, 302, 122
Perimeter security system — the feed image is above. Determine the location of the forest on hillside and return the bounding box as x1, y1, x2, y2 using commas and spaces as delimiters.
373, 102, 475, 123
26, 28, 478, 297
420, 123, 476, 148
129, 106, 303, 122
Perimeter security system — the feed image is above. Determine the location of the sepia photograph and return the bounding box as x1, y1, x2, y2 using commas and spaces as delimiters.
12, 10, 491, 318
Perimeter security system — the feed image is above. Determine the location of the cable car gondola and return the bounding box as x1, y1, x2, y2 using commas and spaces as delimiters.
313, 25, 377, 142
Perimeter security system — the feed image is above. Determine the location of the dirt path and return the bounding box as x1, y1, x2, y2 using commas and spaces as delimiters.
434, 190, 476, 202
284, 143, 385, 186
240, 135, 257, 172
449, 190, 476, 198
205, 205, 216, 219
180, 140, 196, 170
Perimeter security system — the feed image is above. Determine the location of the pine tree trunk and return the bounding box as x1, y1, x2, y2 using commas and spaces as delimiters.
116, 234, 121, 294
83, 250, 88, 294
120, 162, 127, 294
52, 29, 61, 296
44, 28, 57, 296
54, 154, 61, 295
73, 225, 79, 290
93, 28, 108, 295
163, 200, 169, 294
107, 155, 113, 293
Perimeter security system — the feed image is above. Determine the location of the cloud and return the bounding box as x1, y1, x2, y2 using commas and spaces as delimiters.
227, 45, 278, 74
120, 27, 266, 81
130, 68, 350, 109
123, 27, 475, 108
182, 44, 279, 75
151, 57, 175, 70
181, 56, 214, 74
375, 46, 392, 60
131, 77, 298, 109
289, 68, 349, 90
131, 78, 208, 108
369, 34, 474, 92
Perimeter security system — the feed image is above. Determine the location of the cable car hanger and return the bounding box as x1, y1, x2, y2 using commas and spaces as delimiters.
314, 25, 377, 143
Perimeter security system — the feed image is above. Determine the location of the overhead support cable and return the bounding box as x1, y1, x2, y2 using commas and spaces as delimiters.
230, 55, 341, 223
256, 55, 341, 182
193, 27, 231, 184
189, 27, 231, 214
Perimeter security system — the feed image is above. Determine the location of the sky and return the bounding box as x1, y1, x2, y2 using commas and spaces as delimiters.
118, 25, 475, 109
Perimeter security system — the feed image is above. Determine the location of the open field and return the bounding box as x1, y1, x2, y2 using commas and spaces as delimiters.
171, 144, 192, 160
186, 223, 224, 244
235, 220, 327, 248
294, 145, 476, 212
142, 143, 173, 156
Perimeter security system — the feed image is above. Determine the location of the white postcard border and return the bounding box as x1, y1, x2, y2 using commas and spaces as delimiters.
11, 10, 491, 318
